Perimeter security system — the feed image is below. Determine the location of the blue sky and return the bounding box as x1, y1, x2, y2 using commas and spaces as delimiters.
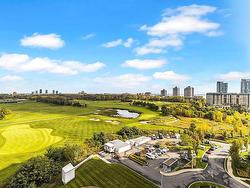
0, 0, 249, 94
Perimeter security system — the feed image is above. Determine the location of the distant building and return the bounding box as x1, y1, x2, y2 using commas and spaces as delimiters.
173, 86, 180, 96
35, 90, 38, 94
45, 90, 48, 94
12, 92, 17, 96
56, 91, 59, 94
241, 79, 250, 94
52, 90, 55, 94
161, 89, 167, 96
39, 89, 42, 94
184, 86, 194, 97
206, 93, 250, 109
217, 81, 228, 93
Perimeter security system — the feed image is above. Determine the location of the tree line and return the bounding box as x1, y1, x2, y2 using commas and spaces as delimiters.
131, 101, 159, 111
31, 96, 87, 107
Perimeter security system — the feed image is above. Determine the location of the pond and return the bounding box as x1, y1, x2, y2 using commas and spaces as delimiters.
116, 109, 139, 118
96, 108, 140, 119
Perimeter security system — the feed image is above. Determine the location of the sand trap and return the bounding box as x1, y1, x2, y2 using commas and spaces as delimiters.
89, 118, 100, 121
140, 121, 150, 124
105, 120, 120, 124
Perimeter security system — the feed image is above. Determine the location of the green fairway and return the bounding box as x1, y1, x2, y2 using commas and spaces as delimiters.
57, 158, 157, 188
0, 100, 161, 179
0, 124, 62, 170
1, 100, 246, 183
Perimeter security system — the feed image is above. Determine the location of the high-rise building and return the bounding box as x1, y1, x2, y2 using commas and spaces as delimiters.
45, 90, 48, 94
184, 86, 194, 97
206, 93, 250, 109
161, 89, 167, 96
52, 90, 55, 94
39, 89, 42, 94
35, 90, 38, 94
173, 86, 180, 96
241, 79, 250, 93
56, 91, 58, 94
217, 81, 228, 93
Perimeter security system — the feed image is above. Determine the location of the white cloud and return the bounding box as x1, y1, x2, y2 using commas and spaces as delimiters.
123, 38, 134, 48
102, 38, 134, 48
153, 71, 190, 81
137, 4, 221, 55
122, 59, 166, 70
141, 5, 219, 37
94, 74, 150, 88
0, 53, 105, 75
81, 33, 95, 40
20, 33, 65, 49
135, 36, 182, 55
218, 71, 250, 81
0, 75, 23, 82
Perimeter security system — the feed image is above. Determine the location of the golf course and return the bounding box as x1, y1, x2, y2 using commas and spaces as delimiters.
0, 99, 249, 184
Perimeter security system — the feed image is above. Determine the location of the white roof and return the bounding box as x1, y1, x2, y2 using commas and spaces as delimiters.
108, 140, 130, 149
62, 163, 74, 173
104, 142, 115, 147
130, 136, 151, 143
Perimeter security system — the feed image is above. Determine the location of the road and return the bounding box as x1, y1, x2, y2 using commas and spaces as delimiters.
161, 141, 249, 188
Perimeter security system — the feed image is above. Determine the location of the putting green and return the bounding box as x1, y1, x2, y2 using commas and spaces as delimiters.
0, 124, 62, 170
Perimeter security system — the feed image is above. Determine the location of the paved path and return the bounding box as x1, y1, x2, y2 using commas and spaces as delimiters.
161, 141, 249, 188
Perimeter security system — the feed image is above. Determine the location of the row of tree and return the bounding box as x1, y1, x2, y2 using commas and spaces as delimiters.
31, 96, 87, 107
131, 101, 159, 111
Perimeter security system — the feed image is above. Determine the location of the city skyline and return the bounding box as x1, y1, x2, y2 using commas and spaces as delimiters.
0, 0, 249, 94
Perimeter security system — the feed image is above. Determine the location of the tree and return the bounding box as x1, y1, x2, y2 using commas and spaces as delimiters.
244, 138, 249, 151
9, 156, 60, 188
189, 123, 196, 132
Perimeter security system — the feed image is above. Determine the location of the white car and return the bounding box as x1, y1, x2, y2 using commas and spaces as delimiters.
161, 148, 169, 154
146, 153, 156, 160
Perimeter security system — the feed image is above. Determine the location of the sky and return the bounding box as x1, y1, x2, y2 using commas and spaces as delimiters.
0, 0, 249, 95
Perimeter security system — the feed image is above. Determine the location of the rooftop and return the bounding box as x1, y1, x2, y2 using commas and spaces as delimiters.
62, 163, 74, 173
109, 139, 130, 149
163, 158, 178, 167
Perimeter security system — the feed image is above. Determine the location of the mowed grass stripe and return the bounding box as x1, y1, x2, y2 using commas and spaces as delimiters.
58, 159, 157, 188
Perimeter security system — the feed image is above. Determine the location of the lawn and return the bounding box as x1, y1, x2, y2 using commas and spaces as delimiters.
56, 158, 158, 188
189, 181, 226, 188
0, 100, 247, 184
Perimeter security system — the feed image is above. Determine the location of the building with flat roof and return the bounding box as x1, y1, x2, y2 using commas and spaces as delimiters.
217, 81, 228, 93
161, 89, 167, 96
104, 140, 131, 154
241, 79, 250, 94
184, 86, 194, 98
173, 86, 180, 96
206, 93, 250, 109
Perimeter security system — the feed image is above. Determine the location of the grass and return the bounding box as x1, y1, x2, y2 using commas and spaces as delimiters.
56, 158, 157, 188
195, 147, 209, 169
0, 100, 248, 183
189, 181, 227, 188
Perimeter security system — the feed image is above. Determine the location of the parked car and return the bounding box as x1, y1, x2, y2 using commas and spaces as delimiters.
146, 153, 156, 160
155, 149, 162, 156
161, 148, 169, 154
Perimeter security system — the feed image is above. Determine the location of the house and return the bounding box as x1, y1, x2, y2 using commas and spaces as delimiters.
104, 140, 131, 154
62, 163, 75, 184
162, 158, 178, 172
127, 136, 151, 147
